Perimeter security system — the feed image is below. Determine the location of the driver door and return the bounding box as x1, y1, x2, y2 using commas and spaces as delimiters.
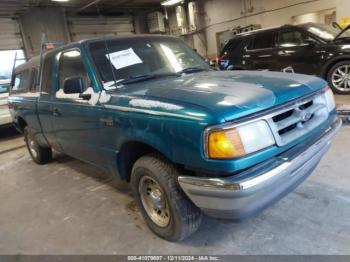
245, 31, 279, 71
275, 29, 322, 75
50, 49, 101, 165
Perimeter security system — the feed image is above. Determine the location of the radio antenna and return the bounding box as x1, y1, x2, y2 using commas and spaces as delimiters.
103, 36, 118, 89
36, 32, 46, 88
95, 3, 118, 89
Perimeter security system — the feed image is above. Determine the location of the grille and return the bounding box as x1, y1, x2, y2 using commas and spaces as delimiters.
266, 93, 329, 146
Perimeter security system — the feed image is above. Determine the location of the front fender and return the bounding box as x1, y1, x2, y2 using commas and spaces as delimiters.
104, 95, 219, 176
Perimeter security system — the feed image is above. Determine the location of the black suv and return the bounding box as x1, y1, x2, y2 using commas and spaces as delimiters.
218, 23, 350, 94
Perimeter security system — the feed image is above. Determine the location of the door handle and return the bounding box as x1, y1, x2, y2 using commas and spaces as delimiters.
52, 107, 61, 117
100, 117, 114, 126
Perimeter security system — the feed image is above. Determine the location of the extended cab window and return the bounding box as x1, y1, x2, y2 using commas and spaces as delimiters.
249, 31, 275, 50
57, 50, 91, 99
278, 30, 314, 47
12, 74, 21, 91
11, 70, 33, 93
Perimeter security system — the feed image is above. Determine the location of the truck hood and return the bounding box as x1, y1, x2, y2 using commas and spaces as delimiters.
115, 70, 327, 122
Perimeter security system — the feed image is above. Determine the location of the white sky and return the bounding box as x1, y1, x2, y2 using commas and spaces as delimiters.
0, 50, 26, 80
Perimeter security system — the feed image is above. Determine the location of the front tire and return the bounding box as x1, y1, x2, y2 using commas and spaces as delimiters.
131, 155, 202, 241
327, 61, 350, 94
24, 127, 52, 164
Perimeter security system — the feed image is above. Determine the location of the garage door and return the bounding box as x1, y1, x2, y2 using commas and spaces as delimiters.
0, 18, 23, 50
67, 16, 134, 42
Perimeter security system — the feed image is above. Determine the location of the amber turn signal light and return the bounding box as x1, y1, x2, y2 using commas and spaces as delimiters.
208, 129, 246, 159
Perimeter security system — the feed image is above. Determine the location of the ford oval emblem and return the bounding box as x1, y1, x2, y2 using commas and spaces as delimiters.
301, 112, 312, 122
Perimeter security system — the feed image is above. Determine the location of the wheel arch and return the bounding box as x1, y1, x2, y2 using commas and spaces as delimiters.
321, 56, 350, 79
117, 141, 173, 182
16, 116, 27, 133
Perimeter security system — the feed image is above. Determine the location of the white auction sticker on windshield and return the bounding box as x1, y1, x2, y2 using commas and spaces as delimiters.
106, 48, 143, 70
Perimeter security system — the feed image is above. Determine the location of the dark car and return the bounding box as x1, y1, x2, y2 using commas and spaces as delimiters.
218, 22, 350, 94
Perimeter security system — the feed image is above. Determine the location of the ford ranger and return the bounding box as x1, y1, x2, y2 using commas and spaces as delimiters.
8, 35, 341, 241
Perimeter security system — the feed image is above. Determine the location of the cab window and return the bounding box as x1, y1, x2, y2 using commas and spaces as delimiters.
248, 31, 275, 50
57, 49, 91, 100
278, 30, 315, 47
11, 69, 33, 93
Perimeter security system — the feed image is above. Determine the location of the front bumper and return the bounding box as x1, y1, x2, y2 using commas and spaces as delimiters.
178, 118, 342, 219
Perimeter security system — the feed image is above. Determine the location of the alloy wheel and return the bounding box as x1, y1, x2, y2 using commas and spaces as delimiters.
331, 65, 350, 92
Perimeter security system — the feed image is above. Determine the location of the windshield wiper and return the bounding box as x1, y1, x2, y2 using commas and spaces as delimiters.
119, 73, 180, 85
178, 67, 207, 74
115, 68, 206, 86
120, 74, 156, 85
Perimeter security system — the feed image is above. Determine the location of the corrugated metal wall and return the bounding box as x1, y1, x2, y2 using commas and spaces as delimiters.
0, 18, 23, 50
67, 16, 135, 42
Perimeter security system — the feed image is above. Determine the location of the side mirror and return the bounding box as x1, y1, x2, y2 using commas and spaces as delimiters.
63, 76, 85, 94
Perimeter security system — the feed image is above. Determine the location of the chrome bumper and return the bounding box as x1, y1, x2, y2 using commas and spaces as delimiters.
178, 118, 342, 219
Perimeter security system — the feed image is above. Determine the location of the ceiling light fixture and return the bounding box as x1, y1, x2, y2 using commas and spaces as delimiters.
51, 0, 70, 2
161, 0, 183, 6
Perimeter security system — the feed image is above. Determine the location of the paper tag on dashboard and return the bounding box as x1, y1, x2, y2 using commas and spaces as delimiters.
106, 48, 143, 70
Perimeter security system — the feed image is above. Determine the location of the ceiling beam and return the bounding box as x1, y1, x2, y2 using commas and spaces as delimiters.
76, 0, 103, 13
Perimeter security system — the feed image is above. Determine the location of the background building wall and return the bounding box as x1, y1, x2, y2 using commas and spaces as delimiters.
200, 0, 341, 58
336, 0, 350, 24
20, 7, 70, 58
16, 0, 350, 59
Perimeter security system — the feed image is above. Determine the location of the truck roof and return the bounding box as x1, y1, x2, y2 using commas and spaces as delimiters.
15, 56, 40, 72
15, 34, 178, 73
82, 34, 178, 44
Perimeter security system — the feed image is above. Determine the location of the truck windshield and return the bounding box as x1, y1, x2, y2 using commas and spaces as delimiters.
88, 37, 210, 89
303, 23, 350, 41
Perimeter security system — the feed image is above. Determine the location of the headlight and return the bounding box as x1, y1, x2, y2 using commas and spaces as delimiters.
324, 88, 336, 112
206, 120, 275, 159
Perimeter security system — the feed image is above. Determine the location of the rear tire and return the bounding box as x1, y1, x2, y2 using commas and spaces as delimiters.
131, 154, 202, 242
327, 60, 350, 94
24, 127, 52, 165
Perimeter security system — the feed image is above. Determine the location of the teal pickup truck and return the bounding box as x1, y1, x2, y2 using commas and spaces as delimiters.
8, 35, 341, 241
